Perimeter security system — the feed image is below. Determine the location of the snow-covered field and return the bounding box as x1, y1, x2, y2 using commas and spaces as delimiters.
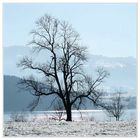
3, 119, 136, 137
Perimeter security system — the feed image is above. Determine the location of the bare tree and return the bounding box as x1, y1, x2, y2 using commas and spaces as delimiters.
18, 14, 109, 121
100, 90, 126, 121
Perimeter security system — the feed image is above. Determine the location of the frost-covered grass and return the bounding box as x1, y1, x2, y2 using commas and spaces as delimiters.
3, 119, 136, 137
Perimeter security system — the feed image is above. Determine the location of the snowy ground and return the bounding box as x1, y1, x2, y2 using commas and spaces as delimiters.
3, 119, 136, 137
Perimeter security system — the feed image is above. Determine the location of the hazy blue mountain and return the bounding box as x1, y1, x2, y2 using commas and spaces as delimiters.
3, 46, 32, 77
4, 75, 136, 112
4, 75, 32, 112
4, 75, 99, 112
86, 55, 136, 96
4, 75, 57, 112
3, 45, 136, 109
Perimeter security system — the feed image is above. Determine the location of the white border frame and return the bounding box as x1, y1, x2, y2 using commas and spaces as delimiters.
0, 0, 139, 140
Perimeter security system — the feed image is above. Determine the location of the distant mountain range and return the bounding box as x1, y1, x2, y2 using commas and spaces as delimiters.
4, 75, 100, 112
4, 75, 58, 112
3, 46, 137, 111
86, 54, 136, 96
4, 75, 136, 112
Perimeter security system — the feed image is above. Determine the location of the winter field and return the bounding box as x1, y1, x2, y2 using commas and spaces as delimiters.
3, 110, 137, 137
3, 119, 136, 137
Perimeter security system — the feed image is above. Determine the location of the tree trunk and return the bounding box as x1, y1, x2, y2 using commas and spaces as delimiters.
66, 106, 72, 121
116, 117, 119, 121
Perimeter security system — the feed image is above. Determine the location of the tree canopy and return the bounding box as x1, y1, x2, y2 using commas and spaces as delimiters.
18, 14, 109, 121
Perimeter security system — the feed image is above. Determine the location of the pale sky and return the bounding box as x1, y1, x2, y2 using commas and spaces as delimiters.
3, 3, 137, 57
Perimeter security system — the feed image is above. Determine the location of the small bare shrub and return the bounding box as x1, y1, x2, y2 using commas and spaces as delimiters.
10, 112, 28, 122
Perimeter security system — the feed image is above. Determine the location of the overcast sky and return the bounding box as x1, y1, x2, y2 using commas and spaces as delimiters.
3, 3, 137, 57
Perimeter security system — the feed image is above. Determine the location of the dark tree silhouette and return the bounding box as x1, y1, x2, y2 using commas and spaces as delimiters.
18, 14, 109, 121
